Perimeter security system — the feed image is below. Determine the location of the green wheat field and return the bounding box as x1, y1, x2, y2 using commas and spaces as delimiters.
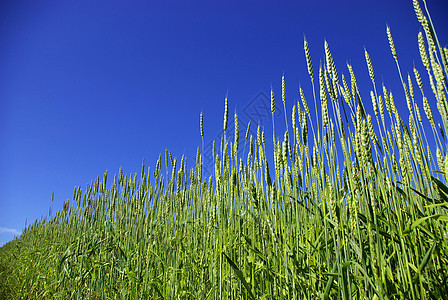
1, 1, 447, 299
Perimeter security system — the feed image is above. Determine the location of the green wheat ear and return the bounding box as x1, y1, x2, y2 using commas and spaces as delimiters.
304, 36, 314, 80
282, 74, 286, 105
364, 48, 375, 84
223, 95, 229, 132
319, 65, 328, 128
245, 121, 251, 142
418, 32, 430, 72
234, 112, 239, 158
200, 111, 204, 139
423, 96, 435, 128
387, 25, 397, 60
299, 86, 310, 116
324, 40, 337, 82
413, 0, 426, 25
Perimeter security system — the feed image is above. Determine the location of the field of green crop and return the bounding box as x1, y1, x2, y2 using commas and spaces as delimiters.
1, 0, 448, 299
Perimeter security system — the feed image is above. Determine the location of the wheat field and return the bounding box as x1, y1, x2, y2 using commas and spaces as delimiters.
1, 0, 448, 299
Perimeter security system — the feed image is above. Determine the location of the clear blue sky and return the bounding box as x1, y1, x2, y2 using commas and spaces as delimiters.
1, 0, 447, 246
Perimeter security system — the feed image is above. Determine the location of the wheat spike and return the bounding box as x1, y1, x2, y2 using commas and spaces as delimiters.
282, 75, 286, 105
292, 104, 297, 129
245, 121, 251, 142
341, 74, 351, 105
364, 48, 375, 83
413, 0, 426, 25
299, 86, 310, 116
234, 113, 239, 158
223, 95, 229, 132
371, 91, 378, 117
408, 73, 415, 102
347, 63, 357, 100
304, 37, 314, 80
418, 32, 430, 71
302, 112, 308, 145
324, 40, 334, 77
378, 94, 385, 122
200, 111, 204, 139
319, 66, 329, 128
387, 25, 397, 60
413, 67, 424, 94
382, 85, 391, 115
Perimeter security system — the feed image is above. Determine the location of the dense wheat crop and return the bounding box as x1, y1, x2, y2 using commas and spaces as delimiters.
1, 0, 448, 299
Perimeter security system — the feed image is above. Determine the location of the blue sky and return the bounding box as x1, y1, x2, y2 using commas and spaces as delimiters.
1, 0, 447, 246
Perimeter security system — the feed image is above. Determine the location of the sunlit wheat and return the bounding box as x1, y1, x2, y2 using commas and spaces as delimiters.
1, 1, 447, 299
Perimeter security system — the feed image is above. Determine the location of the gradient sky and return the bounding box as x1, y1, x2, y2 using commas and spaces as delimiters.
1, 0, 447, 246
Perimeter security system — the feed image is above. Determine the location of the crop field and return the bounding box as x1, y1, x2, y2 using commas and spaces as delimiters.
1, 0, 448, 299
